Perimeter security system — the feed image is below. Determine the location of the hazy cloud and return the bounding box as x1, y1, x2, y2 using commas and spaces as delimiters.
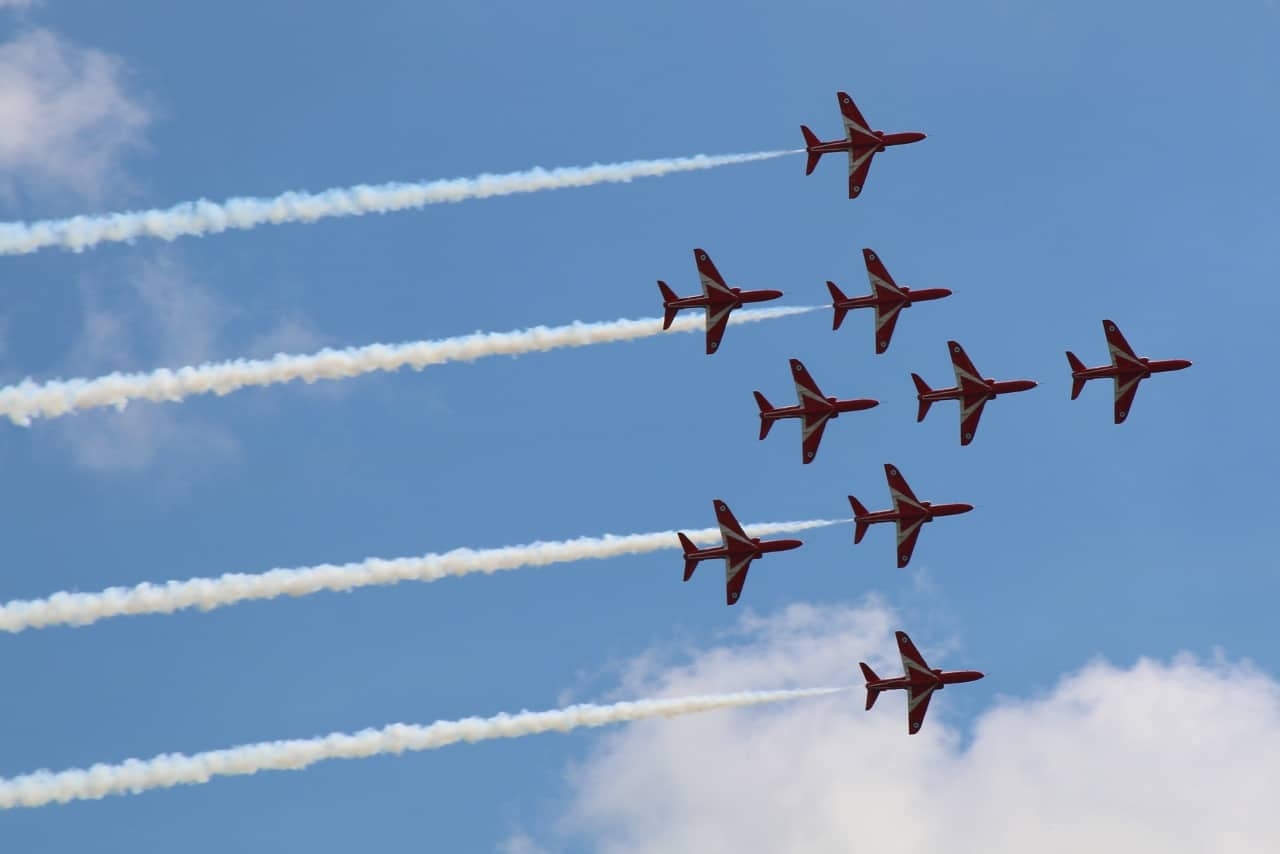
52, 255, 240, 476
0, 28, 150, 204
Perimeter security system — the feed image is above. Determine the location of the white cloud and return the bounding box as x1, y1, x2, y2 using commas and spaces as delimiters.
0, 28, 149, 204
513, 601, 1280, 854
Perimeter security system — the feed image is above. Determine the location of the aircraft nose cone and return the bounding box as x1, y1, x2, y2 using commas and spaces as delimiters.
956, 503, 975, 514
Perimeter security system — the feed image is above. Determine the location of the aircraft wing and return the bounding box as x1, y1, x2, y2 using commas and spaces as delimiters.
837, 92, 880, 145
948, 341, 988, 393
713, 499, 752, 550
704, 303, 735, 354
695, 248, 733, 299
800, 413, 832, 464
1103, 319, 1143, 370
873, 303, 904, 355
896, 631, 938, 733
1113, 374, 1144, 424
958, 395, 988, 446
790, 359, 827, 406
906, 682, 938, 734
863, 248, 903, 297
894, 516, 926, 568
847, 147, 877, 199
884, 464, 924, 511
896, 630, 936, 677
725, 554, 753, 606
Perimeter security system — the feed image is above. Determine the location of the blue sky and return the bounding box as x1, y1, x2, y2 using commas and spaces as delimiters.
0, 1, 1277, 851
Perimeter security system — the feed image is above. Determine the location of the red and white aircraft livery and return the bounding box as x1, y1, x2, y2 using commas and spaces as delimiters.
827, 248, 953, 353
1066, 319, 1192, 424
800, 91, 927, 199
677, 499, 804, 606
753, 358, 879, 464
860, 630, 984, 734
848, 463, 973, 569
912, 341, 1038, 446
658, 248, 784, 355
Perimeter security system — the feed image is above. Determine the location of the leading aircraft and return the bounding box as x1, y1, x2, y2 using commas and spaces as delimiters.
848, 463, 973, 568
860, 630, 985, 734
912, 341, 1038, 445
1066, 319, 1192, 424
658, 248, 784, 355
827, 247, 953, 353
753, 358, 879, 464
800, 91, 927, 199
677, 499, 804, 605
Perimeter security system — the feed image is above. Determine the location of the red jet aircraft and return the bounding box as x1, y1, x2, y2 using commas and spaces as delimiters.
860, 630, 984, 734
677, 499, 803, 605
658, 248, 784, 355
848, 463, 973, 568
827, 248, 953, 353
800, 91, 927, 199
1066, 319, 1192, 424
753, 358, 879, 464
912, 341, 1038, 445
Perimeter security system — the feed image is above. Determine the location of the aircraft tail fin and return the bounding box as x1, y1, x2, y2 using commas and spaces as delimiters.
801, 126, 822, 174
911, 373, 933, 422
677, 532, 699, 581
848, 495, 871, 544
859, 662, 882, 710
826, 281, 850, 330
753, 391, 775, 440
1066, 351, 1087, 399
657, 281, 680, 329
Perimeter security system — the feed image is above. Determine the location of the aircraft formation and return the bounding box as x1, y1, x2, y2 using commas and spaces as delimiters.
664, 91, 1191, 733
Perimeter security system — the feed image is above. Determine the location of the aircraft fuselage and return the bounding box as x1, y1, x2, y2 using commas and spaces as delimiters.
761, 396, 879, 425
868, 668, 985, 694
1072, 358, 1192, 381
857, 500, 973, 527
920, 378, 1038, 404
666, 287, 784, 314
809, 131, 927, 155
833, 286, 952, 313
687, 537, 803, 565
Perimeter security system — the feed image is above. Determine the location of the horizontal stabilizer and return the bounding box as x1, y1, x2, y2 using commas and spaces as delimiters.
848, 495, 871, 544
801, 126, 822, 175
677, 532, 699, 581
657, 281, 680, 329
859, 662, 882, 709
827, 281, 850, 330
911, 373, 933, 422
753, 391, 775, 439
1066, 351, 1087, 400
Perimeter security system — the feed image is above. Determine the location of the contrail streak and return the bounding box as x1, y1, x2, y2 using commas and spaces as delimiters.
0, 687, 844, 809
0, 518, 844, 633
0, 151, 798, 256
0, 305, 815, 425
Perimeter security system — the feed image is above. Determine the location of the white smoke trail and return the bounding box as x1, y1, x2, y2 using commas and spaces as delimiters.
0, 151, 798, 256
0, 518, 844, 633
0, 687, 845, 809
0, 305, 815, 425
